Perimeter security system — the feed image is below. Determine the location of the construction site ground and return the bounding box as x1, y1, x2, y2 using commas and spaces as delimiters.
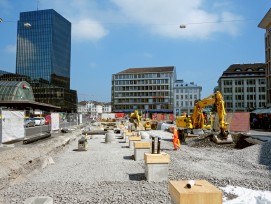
0, 125, 270, 204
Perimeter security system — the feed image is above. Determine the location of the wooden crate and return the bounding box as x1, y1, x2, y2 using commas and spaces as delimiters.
169, 180, 222, 204
129, 136, 141, 141
134, 142, 151, 149
144, 152, 170, 164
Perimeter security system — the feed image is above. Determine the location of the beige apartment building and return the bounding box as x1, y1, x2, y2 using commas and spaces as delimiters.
218, 63, 266, 112
111, 66, 176, 115
258, 8, 271, 108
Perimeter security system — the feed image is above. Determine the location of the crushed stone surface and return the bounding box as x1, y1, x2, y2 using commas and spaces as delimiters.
0, 129, 270, 204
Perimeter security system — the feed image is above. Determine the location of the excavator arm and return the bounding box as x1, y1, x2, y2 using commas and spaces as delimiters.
130, 110, 142, 129
191, 93, 216, 129
191, 91, 228, 137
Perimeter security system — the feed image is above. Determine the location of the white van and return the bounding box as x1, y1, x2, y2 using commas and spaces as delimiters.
32, 117, 46, 126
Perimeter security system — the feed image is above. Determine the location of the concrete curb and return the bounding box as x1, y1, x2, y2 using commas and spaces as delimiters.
0, 129, 81, 190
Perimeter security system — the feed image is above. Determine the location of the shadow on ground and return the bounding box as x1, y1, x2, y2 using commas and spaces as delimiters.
129, 173, 146, 181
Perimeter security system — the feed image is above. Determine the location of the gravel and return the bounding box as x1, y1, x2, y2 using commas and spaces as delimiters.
0, 127, 270, 204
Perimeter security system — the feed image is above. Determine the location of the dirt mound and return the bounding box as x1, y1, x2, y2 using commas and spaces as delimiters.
186, 133, 257, 149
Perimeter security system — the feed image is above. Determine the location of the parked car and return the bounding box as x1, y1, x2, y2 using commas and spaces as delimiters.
24, 118, 35, 128
32, 117, 46, 126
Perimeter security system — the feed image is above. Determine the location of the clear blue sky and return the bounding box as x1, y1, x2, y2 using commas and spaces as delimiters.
0, 0, 269, 102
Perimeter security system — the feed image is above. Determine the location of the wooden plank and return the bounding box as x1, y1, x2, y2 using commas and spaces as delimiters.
169, 180, 222, 204
134, 142, 151, 149
129, 136, 141, 141
144, 152, 170, 164
125, 132, 133, 136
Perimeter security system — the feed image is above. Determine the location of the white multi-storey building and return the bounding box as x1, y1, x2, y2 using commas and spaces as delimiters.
173, 80, 202, 116
77, 101, 112, 118
218, 63, 266, 112
112, 66, 176, 116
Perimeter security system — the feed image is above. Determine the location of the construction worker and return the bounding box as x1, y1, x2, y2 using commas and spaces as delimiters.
171, 126, 180, 150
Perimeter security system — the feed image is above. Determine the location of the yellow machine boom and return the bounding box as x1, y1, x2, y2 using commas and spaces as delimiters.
191, 91, 229, 138
130, 110, 142, 128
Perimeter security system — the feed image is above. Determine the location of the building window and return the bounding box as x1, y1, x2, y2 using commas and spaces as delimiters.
224, 88, 232, 93
235, 80, 243, 85
235, 87, 244, 93
247, 87, 255, 92
223, 80, 232, 85
258, 87, 265, 92
259, 79, 265, 85
247, 79, 255, 85
235, 95, 244, 100
224, 95, 232, 100
247, 95, 255, 100
259, 95, 265, 100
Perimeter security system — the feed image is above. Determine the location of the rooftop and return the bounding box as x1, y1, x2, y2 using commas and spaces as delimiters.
116, 66, 175, 74
222, 63, 266, 74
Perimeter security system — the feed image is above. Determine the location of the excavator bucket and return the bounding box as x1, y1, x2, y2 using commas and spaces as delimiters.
212, 134, 233, 144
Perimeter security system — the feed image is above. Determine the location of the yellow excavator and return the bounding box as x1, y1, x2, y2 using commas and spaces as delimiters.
130, 110, 142, 129
176, 91, 233, 144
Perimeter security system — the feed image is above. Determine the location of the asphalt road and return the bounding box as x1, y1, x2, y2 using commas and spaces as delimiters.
25, 121, 79, 137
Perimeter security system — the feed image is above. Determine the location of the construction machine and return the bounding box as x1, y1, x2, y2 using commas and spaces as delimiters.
130, 110, 142, 130
176, 91, 233, 144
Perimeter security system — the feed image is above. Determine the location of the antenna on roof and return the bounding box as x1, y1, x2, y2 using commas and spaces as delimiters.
37, 0, 39, 10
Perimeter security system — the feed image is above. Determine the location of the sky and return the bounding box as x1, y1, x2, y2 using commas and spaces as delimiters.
0, 0, 270, 102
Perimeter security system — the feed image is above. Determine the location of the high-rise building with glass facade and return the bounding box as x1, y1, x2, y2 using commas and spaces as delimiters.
15, 9, 77, 112
16, 9, 71, 89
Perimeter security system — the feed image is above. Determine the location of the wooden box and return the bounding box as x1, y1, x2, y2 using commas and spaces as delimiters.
125, 131, 133, 136
129, 136, 141, 141
144, 152, 170, 164
169, 180, 222, 204
134, 142, 151, 149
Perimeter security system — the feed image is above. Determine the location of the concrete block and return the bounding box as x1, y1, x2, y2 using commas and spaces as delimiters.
145, 163, 169, 182
134, 148, 151, 161
134, 141, 151, 149
144, 152, 170, 164
169, 180, 222, 204
129, 136, 141, 148
105, 132, 116, 143
144, 152, 170, 182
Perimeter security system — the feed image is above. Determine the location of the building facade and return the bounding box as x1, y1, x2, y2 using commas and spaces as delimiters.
16, 9, 71, 89
258, 8, 271, 108
111, 66, 176, 115
173, 80, 202, 116
218, 63, 266, 112
77, 101, 112, 118
15, 9, 77, 112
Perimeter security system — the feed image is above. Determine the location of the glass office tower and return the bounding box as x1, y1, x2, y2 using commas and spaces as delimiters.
16, 9, 71, 89
15, 9, 77, 112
